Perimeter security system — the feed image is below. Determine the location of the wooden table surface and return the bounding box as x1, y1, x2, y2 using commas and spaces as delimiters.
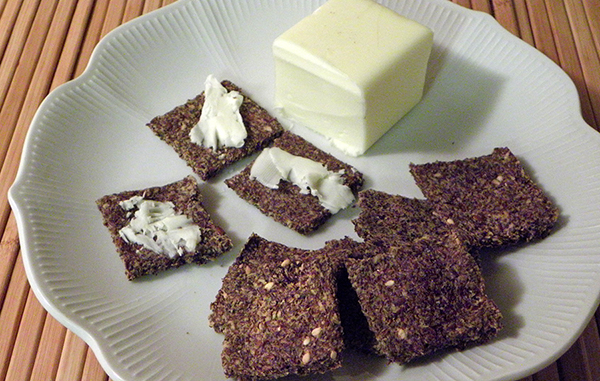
1, 0, 599, 380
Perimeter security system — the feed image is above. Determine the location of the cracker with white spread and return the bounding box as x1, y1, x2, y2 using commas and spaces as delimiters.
147, 80, 283, 181
96, 176, 232, 280
225, 131, 364, 234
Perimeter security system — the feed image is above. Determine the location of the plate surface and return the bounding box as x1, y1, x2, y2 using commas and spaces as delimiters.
9, 0, 600, 380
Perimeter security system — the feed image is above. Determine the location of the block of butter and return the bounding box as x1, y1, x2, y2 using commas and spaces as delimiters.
273, 0, 433, 156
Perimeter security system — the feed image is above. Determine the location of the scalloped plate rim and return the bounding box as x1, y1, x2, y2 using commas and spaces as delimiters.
8, 0, 600, 380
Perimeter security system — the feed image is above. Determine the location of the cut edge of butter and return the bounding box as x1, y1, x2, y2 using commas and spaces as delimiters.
273, 39, 362, 96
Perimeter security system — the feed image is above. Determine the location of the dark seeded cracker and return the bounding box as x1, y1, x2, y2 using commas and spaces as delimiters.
352, 189, 458, 248
322, 237, 383, 353
146, 81, 283, 181
209, 234, 344, 380
409, 147, 559, 249
345, 234, 502, 364
225, 131, 364, 235
96, 176, 232, 280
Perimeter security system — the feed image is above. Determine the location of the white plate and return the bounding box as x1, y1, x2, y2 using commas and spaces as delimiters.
9, 0, 600, 380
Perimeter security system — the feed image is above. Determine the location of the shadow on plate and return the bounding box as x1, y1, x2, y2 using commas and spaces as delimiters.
366, 43, 507, 157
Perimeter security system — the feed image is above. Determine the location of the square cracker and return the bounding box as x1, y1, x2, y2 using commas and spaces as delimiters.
345, 235, 502, 364
96, 176, 232, 280
147, 80, 283, 181
409, 147, 559, 249
209, 234, 344, 380
225, 131, 364, 235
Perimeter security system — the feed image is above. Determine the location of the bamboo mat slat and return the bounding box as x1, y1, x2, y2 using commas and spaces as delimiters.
513, 1, 535, 45
143, 0, 164, 14
81, 346, 110, 381
123, 0, 145, 24
73, 1, 110, 77
451, 0, 471, 9
532, 363, 560, 381
0, 0, 28, 66
583, 0, 600, 55
0, 0, 40, 105
469, 0, 492, 13
0, 213, 19, 307
526, 0, 560, 63
55, 330, 94, 381
0, 253, 29, 381
0, 0, 76, 238
491, 0, 521, 37
0, 0, 42, 167
4, 288, 47, 381
0, 1, 599, 380
563, 0, 600, 127
29, 313, 68, 380
543, 0, 595, 123
50, 0, 96, 91
565, 319, 600, 380
101, 0, 129, 37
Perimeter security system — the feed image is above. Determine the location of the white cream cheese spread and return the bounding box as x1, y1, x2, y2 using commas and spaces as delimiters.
250, 147, 354, 213
273, 0, 433, 156
189, 75, 247, 150
118, 196, 201, 258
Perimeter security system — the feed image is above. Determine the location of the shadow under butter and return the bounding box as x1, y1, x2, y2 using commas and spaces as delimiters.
367, 46, 507, 157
